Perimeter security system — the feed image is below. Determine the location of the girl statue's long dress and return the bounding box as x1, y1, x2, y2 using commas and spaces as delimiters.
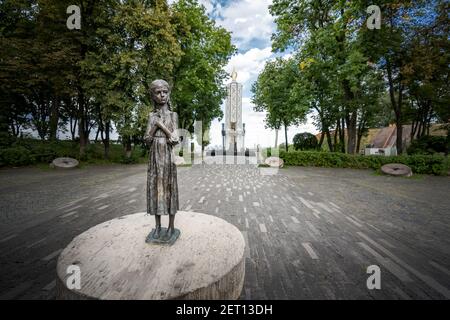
145, 109, 179, 217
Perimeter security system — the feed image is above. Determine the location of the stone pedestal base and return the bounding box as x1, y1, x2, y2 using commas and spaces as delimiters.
56, 211, 245, 300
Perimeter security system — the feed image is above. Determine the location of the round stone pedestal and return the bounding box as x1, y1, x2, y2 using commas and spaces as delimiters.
265, 156, 284, 168
56, 211, 245, 300
381, 163, 413, 177
50, 157, 79, 169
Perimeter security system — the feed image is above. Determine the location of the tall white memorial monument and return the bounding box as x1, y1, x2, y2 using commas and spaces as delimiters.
223, 68, 245, 155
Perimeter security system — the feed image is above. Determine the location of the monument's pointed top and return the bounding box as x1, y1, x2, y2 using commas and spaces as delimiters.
231, 67, 237, 82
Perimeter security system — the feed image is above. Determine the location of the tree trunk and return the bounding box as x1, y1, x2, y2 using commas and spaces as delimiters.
426, 105, 433, 136
316, 108, 325, 149
77, 21, 90, 157
417, 120, 423, 139
79, 119, 87, 157
411, 119, 418, 141
9, 120, 20, 137
341, 118, 346, 153
274, 129, 278, 148
94, 128, 100, 143
78, 92, 88, 157
396, 85, 403, 154
356, 132, 364, 154
70, 117, 77, 140
34, 100, 49, 140
334, 120, 339, 150
325, 129, 333, 152
102, 120, 110, 159
346, 113, 357, 154
356, 116, 367, 154
318, 130, 325, 148
284, 123, 289, 152
125, 136, 132, 158
49, 97, 59, 141
386, 58, 403, 154
395, 119, 403, 154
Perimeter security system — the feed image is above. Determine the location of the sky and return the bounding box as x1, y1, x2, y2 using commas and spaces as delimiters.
170, 0, 318, 150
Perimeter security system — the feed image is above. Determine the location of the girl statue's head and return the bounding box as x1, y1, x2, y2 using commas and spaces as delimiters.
150, 79, 171, 109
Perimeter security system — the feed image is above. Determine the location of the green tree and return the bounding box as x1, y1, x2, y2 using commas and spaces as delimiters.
252, 58, 308, 152
171, 0, 235, 135
357, 0, 447, 153
293, 132, 318, 151
402, 1, 449, 141
81, 0, 182, 158
270, 0, 387, 154
0, 0, 235, 161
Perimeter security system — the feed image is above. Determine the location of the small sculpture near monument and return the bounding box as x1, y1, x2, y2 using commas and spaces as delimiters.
144, 79, 180, 245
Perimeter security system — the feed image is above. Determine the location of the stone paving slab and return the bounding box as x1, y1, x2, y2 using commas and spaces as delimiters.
0, 162, 449, 299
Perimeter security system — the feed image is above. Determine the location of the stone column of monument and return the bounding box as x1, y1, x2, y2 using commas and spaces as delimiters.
225, 68, 244, 155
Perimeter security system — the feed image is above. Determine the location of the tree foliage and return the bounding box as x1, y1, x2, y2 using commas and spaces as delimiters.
266, 0, 449, 154
293, 132, 318, 151
0, 0, 234, 158
252, 58, 309, 151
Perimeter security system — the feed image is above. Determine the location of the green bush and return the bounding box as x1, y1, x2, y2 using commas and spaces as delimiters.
279, 150, 449, 176
120, 154, 139, 164
30, 144, 57, 163
0, 146, 36, 166
293, 132, 318, 151
0, 138, 147, 167
407, 136, 448, 155
13, 139, 79, 160
0, 132, 16, 148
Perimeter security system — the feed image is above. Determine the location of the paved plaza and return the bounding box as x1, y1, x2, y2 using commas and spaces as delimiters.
0, 159, 449, 299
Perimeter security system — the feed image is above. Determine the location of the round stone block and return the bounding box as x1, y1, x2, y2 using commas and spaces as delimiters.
381, 163, 413, 177
265, 156, 284, 168
56, 211, 245, 300
174, 156, 186, 166
51, 157, 79, 169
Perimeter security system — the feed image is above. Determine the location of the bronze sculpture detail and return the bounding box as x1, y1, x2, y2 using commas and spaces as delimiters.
144, 79, 180, 245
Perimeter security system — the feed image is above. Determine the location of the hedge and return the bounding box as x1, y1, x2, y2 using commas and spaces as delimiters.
0, 139, 146, 167
0, 146, 36, 166
407, 135, 449, 155
279, 150, 450, 176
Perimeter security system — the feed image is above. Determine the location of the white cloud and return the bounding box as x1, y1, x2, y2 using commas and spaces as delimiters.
224, 47, 273, 84
216, 0, 274, 49
198, 0, 214, 14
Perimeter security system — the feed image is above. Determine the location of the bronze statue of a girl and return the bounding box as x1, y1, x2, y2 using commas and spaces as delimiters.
144, 79, 180, 244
